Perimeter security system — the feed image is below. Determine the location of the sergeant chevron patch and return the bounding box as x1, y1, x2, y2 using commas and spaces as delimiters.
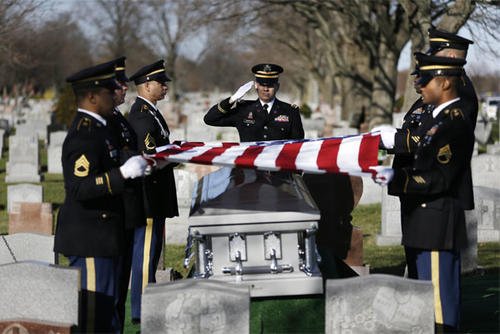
74, 154, 90, 177
437, 144, 452, 164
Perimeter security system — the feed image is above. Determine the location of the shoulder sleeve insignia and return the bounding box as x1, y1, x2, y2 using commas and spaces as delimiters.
437, 144, 452, 164
74, 154, 90, 177
450, 108, 464, 120
145, 132, 156, 150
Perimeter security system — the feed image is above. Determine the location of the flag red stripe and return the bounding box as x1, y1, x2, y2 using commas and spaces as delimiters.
275, 142, 302, 171
234, 146, 265, 168
190, 144, 238, 164
358, 134, 379, 173
316, 138, 342, 172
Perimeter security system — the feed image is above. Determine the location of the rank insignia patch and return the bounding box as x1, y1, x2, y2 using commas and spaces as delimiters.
74, 154, 90, 177
145, 133, 156, 150
437, 144, 452, 164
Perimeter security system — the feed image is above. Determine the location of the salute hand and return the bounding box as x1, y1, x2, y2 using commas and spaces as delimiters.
229, 81, 254, 103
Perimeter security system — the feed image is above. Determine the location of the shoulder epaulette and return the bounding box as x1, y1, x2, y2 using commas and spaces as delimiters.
76, 117, 92, 132
141, 104, 149, 113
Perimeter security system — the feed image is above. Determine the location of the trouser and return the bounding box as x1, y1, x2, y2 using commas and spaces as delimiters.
405, 247, 461, 331
130, 217, 165, 320
114, 228, 134, 332
68, 256, 119, 333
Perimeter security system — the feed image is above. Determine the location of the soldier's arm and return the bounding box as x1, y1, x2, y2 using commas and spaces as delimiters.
289, 105, 305, 139
63, 136, 125, 201
204, 97, 237, 127
128, 112, 158, 153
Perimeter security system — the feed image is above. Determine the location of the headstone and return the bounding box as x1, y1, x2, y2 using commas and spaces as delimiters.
392, 112, 405, 128
376, 187, 401, 246
486, 143, 500, 155
0, 320, 70, 334
166, 170, 199, 245
461, 210, 477, 273
0, 261, 79, 326
47, 131, 67, 174
5, 134, 40, 183
0, 233, 55, 265
7, 183, 43, 213
359, 177, 382, 205
9, 202, 53, 235
141, 279, 250, 334
471, 154, 500, 189
332, 127, 358, 137
473, 186, 500, 242
325, 274, 434, 333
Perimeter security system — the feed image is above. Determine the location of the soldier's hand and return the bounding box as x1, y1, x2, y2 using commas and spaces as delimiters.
369, 166, 394, 186
229, 81, 254, 104
120, 155, 148, 179
371, 125, 396, 149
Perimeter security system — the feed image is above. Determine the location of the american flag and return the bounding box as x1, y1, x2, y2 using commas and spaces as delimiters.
149, 133, 380, 176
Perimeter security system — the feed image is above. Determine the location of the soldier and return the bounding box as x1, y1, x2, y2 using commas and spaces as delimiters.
106, 56, 144, 332
372, 54, 474, 332
127, 60, 179, 324
204, 63, 304, 141
54, 62, 148, 333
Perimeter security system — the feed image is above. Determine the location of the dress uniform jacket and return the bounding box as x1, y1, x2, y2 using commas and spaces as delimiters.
54, 112, 126, 257
388, 100, 474, 250
204, 97, 304, 142
108, 109, 145, 229
127, 97, 178, 218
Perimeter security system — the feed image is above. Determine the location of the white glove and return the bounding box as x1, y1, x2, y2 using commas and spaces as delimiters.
371, 124, 396, 149
120, 156, 148, 179
370, 166, 394, 186
229, 81, 254, 103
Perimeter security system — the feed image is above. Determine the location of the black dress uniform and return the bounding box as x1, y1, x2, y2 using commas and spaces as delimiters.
126, 60, 178, 322
105, 57, 144, 332
387, 55, 474, 331
54, 61, 126, 333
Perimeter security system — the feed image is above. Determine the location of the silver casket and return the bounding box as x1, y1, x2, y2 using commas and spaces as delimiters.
185, 168, 322, 297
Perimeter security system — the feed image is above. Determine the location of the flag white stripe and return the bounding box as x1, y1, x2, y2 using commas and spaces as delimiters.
337, 136, 362, 173
295, 140, 322, 172
212, 145, 249, 165
166, 145, 213, 162
253, 144, 284, 171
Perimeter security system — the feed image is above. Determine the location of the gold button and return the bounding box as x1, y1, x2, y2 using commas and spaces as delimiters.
101, 213, 108, 219
421, 203, 426, 208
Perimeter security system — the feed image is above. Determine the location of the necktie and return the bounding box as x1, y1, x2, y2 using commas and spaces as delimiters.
263, 104, 269, 113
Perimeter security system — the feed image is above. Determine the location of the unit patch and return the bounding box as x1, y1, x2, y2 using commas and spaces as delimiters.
437, 144, 452, 164
74, 154, 90, 177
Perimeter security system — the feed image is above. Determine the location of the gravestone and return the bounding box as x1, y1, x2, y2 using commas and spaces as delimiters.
473, 186, 500, 242
325, 274, 434, 333
0, 261, 79, 327
9, 202, 53, 235
142, 279, 250, 334
471, 154, 500, 189
0, 233, 54, 264
376, 187, 401, 246
7, 183, 43, 213
47, 131, 67, 174
5, 134, 40, 183
461, 210, 477, 273
166, 169, 199, 244
486, 143, 500, 155
332, 127, 358, 137
359, 177, 382, 205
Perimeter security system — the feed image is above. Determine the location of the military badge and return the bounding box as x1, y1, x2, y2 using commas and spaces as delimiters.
274, 115, 289, 122
74, 154, 90, 177
437, 144, 452, 164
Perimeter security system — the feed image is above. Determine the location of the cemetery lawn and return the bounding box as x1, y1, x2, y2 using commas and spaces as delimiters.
0, 149, 497, 333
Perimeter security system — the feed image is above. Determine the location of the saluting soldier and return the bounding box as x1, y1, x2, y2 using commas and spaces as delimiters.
105, 56, 144, 332
373, 54, 474, 332
126, 60, 178, 324
54, 62, 148, 333
204, 63, 304, 142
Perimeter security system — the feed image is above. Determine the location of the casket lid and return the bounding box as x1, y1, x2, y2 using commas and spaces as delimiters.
189, 168, 320, 226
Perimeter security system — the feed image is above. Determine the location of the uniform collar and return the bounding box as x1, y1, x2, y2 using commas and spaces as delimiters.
138, 96, 158, 111
259, 98, 275, 112
77, 108, 107, 126
432, 97, 460, 118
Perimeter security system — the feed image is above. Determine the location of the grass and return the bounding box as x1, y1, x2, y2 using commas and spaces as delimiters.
0, 143, 498, 333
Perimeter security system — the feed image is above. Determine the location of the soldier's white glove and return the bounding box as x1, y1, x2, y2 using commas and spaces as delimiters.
371, 125, 397, 149
120, 155, 148, 179
370, 166, 394, 186
229, 81, 254, 104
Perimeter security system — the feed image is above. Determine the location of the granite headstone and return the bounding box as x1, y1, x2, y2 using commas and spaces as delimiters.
0, 233, 55, 265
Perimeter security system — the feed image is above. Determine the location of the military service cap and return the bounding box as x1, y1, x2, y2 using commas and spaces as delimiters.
427, 27, 473, 55
66, 62, 121, 91
129, 60, 171, 85
113, 56, 128, 83
251, 63, 283, 86
413, 52, 466, 86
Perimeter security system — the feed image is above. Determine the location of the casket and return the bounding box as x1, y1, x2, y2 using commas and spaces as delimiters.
185, 168, 322, 297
